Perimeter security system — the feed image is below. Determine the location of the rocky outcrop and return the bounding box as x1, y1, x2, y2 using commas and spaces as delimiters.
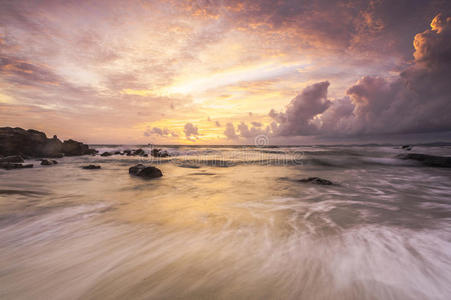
298, 177, 333, 185
82, 165, 101, 170
100, 152, 112, 157
0, 127, 96, 157
129, 164, 163, 179
0, 155, 24, 163
396, 153, 451, 168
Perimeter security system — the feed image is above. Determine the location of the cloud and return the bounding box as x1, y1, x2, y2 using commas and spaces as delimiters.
224, 123, 238, 139
269, 13, 451, 137
270, 81, 331, 136
184, 122, 199, 140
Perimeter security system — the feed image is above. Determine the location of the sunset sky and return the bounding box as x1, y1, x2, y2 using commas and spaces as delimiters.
1, 0, 450, 144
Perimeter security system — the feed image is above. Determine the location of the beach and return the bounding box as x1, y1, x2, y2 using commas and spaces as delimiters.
1, 145, 451, 299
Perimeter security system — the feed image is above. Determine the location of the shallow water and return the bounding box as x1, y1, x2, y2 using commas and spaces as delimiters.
1, 145, 451, 299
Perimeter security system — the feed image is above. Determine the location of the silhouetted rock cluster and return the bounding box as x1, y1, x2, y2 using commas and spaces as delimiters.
129, 164, 163, 179
0, 127, 96, 158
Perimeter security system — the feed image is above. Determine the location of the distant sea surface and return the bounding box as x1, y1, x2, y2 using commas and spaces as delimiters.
1, 145, 451, 299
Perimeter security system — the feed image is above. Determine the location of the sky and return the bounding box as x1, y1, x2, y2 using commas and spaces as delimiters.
1, 0, 451, 145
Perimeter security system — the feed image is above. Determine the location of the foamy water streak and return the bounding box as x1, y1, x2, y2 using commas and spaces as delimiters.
1, 145, 450, 299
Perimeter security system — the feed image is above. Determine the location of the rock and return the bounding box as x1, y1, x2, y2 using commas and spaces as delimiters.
0, 162, 33, 170
82, 165, 101, 170
100, 152, 112, 157
151, 148, 169, 157
114, 151, 122, 155
129, 164, 163, 179
396, 153, 451, 168
62, 139, 96, 156
0, 155, 24, 163
0, 127, 96, 157
133, 148, 146, 156
40, 159, 58, 166
401, 145, 413, 151
298, 177, 333, 185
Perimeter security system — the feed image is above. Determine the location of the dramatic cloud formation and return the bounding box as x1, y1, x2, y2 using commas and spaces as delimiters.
269, 13, 451, 138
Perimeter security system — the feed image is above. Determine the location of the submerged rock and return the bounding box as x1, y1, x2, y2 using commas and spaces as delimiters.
129, 164, 163, 179
396, 153, 451, 168
40, 159, 58, 166
82, 165, 101, 170
151, 148, 169, 157
298, 177, 333, 185
0, 127, 95, 157
0, 162, 33, 170
100, 152, 112, 157
401, 145, 413, 151
0, 155, 24, 163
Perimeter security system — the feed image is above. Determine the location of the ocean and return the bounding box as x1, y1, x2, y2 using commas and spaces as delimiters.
1, 145, 450, 299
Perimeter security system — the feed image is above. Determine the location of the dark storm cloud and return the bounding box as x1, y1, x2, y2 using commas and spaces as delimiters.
269, 13, 451, 137
270, 81, 331, 136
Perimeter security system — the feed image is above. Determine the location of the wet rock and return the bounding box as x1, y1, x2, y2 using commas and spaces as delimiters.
151, 148, 169, 157
396, 153, 451, 168
0, 155, 24, 163
298, 177, 333, 185
0, 162, 33, 170
0, 127, 96, 157
40, 159, 58, 166
101, 152, 112, 157
129, 164, 163, 179
401, 145, 413, 151
133, 148, 146, 156
82, 165, 101, 170
114, 151, 122, 155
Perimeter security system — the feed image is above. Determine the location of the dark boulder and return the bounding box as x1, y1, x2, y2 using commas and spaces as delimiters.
396, 153, 451, 168
82, 165, 101, 170
100, 152, 112, 157
114, 151, 122, 155
151, 148, 169, 157
0, 155, 24, 163
0, 162, 33, 170
298, 177, 333, 185
129, 164, 163, 179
